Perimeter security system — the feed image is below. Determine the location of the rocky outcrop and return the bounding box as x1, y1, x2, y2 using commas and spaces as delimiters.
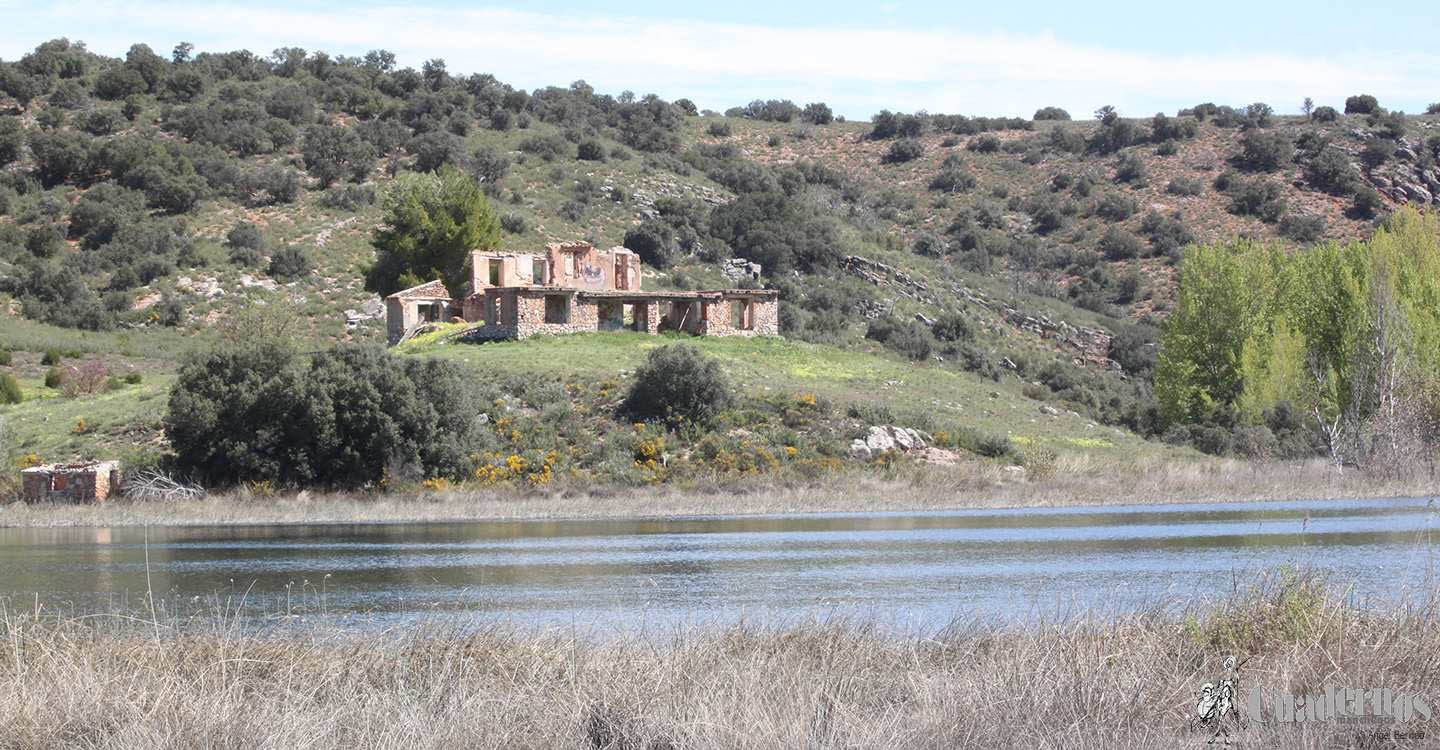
838, 255, 1119, 370
841, 255, 936, 304
721, 258, 763, 283
849, 425, 930, 459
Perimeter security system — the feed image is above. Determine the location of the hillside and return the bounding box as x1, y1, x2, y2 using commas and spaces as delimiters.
1, 38, 1438, 480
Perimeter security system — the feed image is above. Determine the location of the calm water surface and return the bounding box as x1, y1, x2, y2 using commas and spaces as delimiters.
2, 497, 1437, 631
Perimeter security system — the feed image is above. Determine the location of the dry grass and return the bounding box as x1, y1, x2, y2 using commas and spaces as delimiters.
2, 457, 1435, 528
3, 573, 1438, 748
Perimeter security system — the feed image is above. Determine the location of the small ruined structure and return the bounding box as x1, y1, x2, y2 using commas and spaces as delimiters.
387, 241, 779, 344
385, 279, 460, 344
21, 461, 121, 503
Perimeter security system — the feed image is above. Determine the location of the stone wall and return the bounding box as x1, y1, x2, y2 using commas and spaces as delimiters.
699, 296, 780, 337
751, 297, 779, 335
21, 463, 119, 503
463, 290, 767, 341
386, 297, 457, 345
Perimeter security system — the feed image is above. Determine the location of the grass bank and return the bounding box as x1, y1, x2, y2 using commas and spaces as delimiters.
3, 457, 1433, 528
3, 574, 1437, 748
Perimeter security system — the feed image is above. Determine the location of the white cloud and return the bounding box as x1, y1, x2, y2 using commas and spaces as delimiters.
9, 2, 1438, 118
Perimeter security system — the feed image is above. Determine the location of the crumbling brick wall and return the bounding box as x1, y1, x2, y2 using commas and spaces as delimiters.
21, 462, 119, 503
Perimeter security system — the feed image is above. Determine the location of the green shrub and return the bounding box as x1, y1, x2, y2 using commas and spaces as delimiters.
882, 138, 924, 164
802, 102, 833, 125
1167, 176, 1204, 196
0, 349, 10, 366
622, 221, 675, 269
706, 121, 732, 137
1351, 187, 1384, 219
1344, 94, 1379, 115
1238, 129, 1293, 171
865, 316, 934, 361
1099, 226, 1145, 260
1139, 211, 1196, 258
225, 220, 264, 251
930, 312, 974, 342
1114, 153, 1146, 184
41, 349, 61, 366
1304, 146, 1360, 195
619, 344, 735, 427
517, 133, 568, 161
947, 427, 1014, 458
1033, 106, 1070, 121
500, 213, 527, 234
1227, 178, 1287, 222
0, 373, 21, 404
166, 341, 488, 487
318, 184, 377, 211
1359, 139, 1392, 169
1311, 106, 1339, 122
44, 367, 62, 388
1095, 192, 1138, 221
576, 139, 605, 161
929, 167, 976, 193
1279, 212, 1326, 243
123, 371, 143, 385
267, 245, 312, 281
966, 135, 1001, 153
1242, 102, 1274, 129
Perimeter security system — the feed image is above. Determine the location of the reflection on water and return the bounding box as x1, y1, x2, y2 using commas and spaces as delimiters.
2, 497, 1437, 630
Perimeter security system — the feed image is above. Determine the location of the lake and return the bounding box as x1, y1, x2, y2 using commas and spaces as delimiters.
2, 496, 1437, 631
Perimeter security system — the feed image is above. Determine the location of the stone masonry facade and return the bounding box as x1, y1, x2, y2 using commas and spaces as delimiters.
21, 461, 121, 503
388, 240, 780, 344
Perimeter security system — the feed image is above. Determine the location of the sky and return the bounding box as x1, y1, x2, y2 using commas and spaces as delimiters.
2, 0, 1436, 121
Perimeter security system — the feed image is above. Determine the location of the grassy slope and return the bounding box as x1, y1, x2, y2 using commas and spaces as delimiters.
7, 107, 1435, 472
400, 327, 1174, 463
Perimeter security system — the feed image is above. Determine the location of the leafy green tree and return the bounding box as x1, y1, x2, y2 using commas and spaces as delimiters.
124, 43, 167, 93
365, 167, 499, 296
0, 117, 23, 166
28, 129, 90, 187
94, 66, 146, 100
1344, 94, 1379, 115
301, 124, 376, 186
622, 220, 675, 269
802, 102, 834, 125
1155, 240, 1283, 423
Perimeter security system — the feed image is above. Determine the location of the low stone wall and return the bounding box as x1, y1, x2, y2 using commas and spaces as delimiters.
462, 291, 771, 341
698, 296, 779, 337
21, 463, 119, 503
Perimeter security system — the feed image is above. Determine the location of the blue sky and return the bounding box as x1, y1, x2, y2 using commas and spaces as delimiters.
3, 1, 1436, 120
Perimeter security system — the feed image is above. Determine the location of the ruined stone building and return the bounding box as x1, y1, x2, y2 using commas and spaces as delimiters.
386, 241, 778, 344
21, 461, 121, 503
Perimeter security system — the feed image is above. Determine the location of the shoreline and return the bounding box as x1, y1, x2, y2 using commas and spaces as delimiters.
4, 457, 1436, 528
4, 575, 1438, 748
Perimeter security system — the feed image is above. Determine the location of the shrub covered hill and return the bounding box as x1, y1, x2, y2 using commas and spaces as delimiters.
2, 38, 1439, 489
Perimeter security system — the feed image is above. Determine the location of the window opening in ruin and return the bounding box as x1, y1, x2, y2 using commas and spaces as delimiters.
488, 259, 502, 286
730, 299, 752, 329
544, 294, 570, 324
532, 258, 546, 285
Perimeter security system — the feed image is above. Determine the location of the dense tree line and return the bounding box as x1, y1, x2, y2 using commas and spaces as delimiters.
1156, 209, 1440, 468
